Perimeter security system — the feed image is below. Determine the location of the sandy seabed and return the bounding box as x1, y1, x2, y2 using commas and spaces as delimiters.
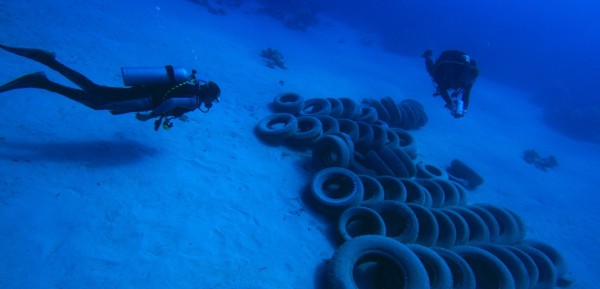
0, 0, 598, 288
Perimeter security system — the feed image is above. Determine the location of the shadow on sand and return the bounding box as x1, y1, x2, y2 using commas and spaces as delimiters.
0, 138, 159, 167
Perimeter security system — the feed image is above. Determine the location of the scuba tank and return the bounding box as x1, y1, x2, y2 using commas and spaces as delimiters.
121, 66, 190, 86
454, 99, 464, 115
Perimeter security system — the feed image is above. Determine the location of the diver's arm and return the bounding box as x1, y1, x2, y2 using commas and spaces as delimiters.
438, 86, 453, 109
151, 97, 197, 117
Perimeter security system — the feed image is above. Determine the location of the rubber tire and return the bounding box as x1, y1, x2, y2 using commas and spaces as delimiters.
287, 115, 323, 149
467, 205, 501, 243
363, 200, 419, 244
365, 150, 395, 176
330, 132, 355, 157
454, 245, 516, 289
369, 125, 388, 151
506, 246, 540, 289
337, 119, 361, 143
328, 235, 429, 289
383, 127, 401, 148
448, 206, 491, 243
272, 92, 304, 115
475, 204, 525, 245
376, 176, 407, 202
316, 115, 340, 136
371, 119, 389, 128
300, 98, 332, 116
478, 243, 531, 289
518, 239, 567, 279
365, 98, 390, 122
402, 99, 428, 128
506, 208, 527, 244
391, 147, 417, 178
339, 97, 361, 119
432, 247, 476, 289
452, 181, 469, 205
446, 159, 484, 191
431, 209, 457, 248
354, 121, 375, 152
349, 151, 377, 176
401, 178, 429, 206
378, 147, 410, 178
399, 102, 418, 130
407, 203, 439, 247
381, 96, 402, 126
439, 208, 470, 246
255, 113, 298, 143
434, 179, 461, 207
417, 161, 449, 179
418, 179, 446, 208
408, 244, 453, 289
327, 97, 344, 118
359, 175, 385, 203
309, 167, 364, 216
390, 128, 418, 159
518, 245, 557, 289
356, 105, 378, 123
312, 134, 352, 170
338, 206, 386, 242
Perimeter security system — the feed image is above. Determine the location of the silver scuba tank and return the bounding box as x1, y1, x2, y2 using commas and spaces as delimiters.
455, 99, 464, 115
121, 66, 189, 86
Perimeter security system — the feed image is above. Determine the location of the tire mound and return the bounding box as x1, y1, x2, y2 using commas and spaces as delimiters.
254, 94, 572, 289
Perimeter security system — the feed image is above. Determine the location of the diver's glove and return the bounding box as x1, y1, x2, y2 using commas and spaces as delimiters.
421, 49, 433, 58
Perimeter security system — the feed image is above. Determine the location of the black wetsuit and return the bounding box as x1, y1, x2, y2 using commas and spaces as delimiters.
423, 50, 479, 111
0, 44, 219, 118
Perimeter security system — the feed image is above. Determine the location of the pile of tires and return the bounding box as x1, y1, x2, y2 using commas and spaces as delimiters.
255, 93, 572, 289
255, 94, 423, 154
308, 166, 571, 289
363, 97, 428, 130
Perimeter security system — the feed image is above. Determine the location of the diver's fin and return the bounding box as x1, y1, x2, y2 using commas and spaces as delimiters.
0, 44, 56, 63
0, 72, 48, 93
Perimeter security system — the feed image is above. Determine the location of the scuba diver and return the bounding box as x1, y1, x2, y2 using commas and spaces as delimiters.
422, 49, 479, 118
0, 44, 221, 131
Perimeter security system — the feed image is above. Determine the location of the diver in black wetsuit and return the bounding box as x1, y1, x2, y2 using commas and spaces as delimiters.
0, 44, 221, 130
422, 49, 479, 118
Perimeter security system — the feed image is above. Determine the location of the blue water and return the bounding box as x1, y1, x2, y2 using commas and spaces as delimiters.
326, 0, 600, 94
1, 0, 599, 288
322, 0, 600, 144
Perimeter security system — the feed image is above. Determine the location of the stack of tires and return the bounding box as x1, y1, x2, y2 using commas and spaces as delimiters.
255, 94, 425, 154
255, 93, 572, 289
309, 168, 570, 289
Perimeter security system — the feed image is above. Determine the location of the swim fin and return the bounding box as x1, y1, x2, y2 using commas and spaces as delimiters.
0, 44, 56, 63
0, 72, 48, 93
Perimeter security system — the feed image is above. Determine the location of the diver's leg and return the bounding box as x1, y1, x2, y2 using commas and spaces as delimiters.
0, 72, 48, 93
439, 89, 454, 109
1, 45, 151, 111
0, 44, 56, 63
0, 44, 97, 90
0, 70, 149, 114
0, 71, 101, 108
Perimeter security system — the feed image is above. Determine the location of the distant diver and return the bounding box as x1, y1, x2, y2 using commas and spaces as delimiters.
422, 49, 479, 118
0, 44, 221, 131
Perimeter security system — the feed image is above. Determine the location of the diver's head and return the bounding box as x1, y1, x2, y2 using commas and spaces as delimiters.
199, 81, 221, 109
